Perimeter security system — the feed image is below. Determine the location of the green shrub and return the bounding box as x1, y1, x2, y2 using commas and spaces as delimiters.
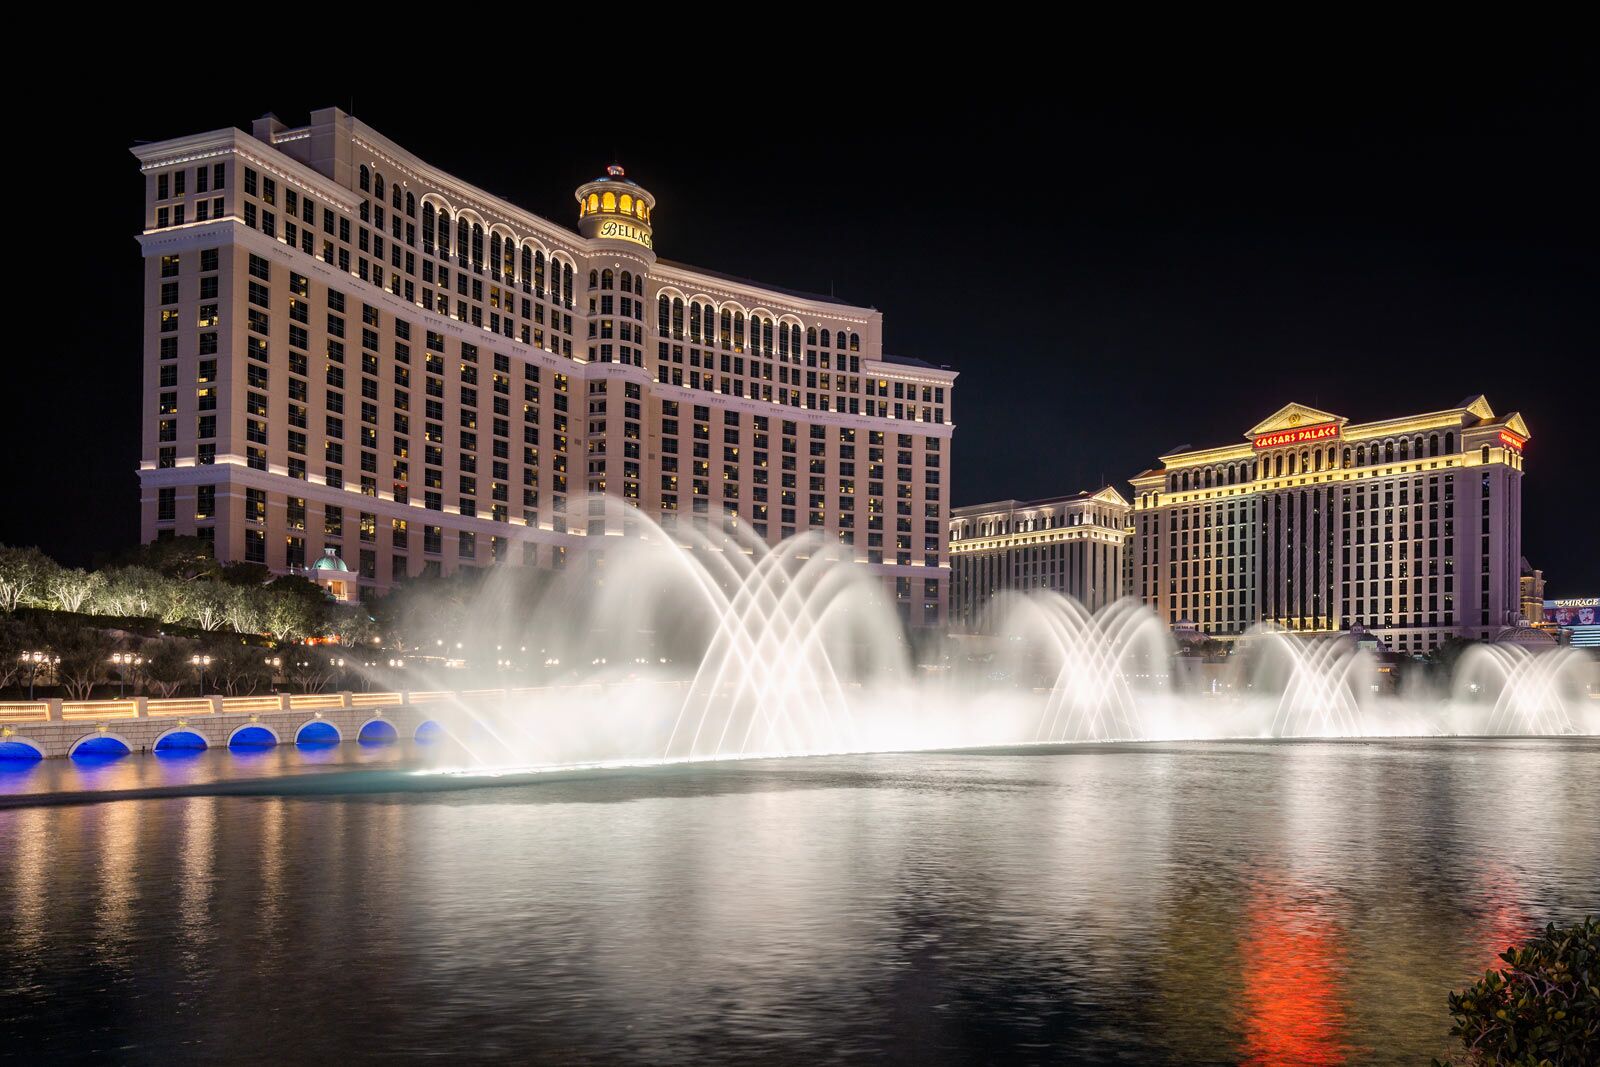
1437, 916, 1598, 1066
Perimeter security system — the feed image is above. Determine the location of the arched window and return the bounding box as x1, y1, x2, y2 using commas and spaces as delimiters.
658, 294, 670, 332
619, 193, 633, 214
422, 203, 436, 252
374, 173, 385, 200
635, 199, 647, 219
602, 191, 616, 212
438, 210, 451, 254
471, 224, 484, 269
588, 270, 599, 289
456, 218, 469, 259
522, 246, 533, 286
835, 330, 847, 349
620, 271, 632, 291
1482, 445, 1491, 464
601, 269, 614, 290
849, 333, 860, 352
806, 327, 817, 346
587, 193, 599, 213
406, 193, 415, 216
534, 250, 546, 294
1445, 432, 1455, 454
359, 165, 370, 191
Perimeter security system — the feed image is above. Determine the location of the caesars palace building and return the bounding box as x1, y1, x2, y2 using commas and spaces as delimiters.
133, 108, 956, 627
948, 398, 1531, 655
1127, 399, 1530, 655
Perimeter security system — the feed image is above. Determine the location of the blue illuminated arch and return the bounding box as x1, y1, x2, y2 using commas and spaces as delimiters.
357, 718, 399, 745
69, 734, 132, 759
295, 720, 341, 746
154, 729, 209, 753
227, 724, 279, 749
0, 738, 44, 760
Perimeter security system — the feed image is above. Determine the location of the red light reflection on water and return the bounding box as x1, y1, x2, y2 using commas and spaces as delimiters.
1471, 865, 1531, 976
1237, 883, 1350, 1066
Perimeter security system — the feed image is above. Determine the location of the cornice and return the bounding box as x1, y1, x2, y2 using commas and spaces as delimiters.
133, 129, 361, 210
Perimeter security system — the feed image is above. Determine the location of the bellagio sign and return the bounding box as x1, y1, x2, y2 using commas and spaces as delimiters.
1253, 422, 1341, 449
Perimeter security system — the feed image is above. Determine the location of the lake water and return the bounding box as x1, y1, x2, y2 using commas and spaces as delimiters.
2, 738, 1596, 1064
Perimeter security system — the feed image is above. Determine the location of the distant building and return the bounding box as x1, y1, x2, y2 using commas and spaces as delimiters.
948, 488, 1131, 631
1519, 558, 1548, 625
1128, 398, 1530, 655
1544, 598, 1600, 648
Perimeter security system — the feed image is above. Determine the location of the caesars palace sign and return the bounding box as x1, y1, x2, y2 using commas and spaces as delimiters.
1253, 421, 1341, 450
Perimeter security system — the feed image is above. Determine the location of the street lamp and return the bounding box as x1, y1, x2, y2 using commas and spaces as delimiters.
110, 652, 142, 698
21, 650, 54, 701
190, 654, 212, 695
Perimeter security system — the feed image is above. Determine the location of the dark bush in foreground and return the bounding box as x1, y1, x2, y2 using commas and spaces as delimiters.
1437, 916, 1598, 1065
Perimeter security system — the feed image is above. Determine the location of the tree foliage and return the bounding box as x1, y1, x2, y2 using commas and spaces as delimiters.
141, 638, 196, 698
1438, 916, 1599, 1066
38, 618, 116, 700
0, 542, 339, 643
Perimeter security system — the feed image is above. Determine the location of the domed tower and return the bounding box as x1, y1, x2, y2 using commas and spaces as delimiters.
576, 164, 656, 260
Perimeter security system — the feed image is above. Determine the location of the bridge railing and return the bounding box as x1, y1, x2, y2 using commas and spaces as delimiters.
0, 702, 49, 723
0, 681, 697, 726
148, 698, 221, 718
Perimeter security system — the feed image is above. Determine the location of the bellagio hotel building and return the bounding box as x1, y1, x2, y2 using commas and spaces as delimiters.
133, 108, 957, 626
1129, 399, 1531, 655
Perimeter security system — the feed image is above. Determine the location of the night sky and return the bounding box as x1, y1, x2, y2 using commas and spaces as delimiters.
11, 51, 1594, 591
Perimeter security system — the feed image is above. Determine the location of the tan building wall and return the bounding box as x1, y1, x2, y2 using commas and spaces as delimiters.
948, 488, 1131, 632
133, 109, 956, 627
1128, 399, 1530, 654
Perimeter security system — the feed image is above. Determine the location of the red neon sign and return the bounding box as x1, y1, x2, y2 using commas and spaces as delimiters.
1253, 422, 1341, 450
1499, 430, 1526, 451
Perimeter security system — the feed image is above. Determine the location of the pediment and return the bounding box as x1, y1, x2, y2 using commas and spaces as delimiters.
1246, 403, 1346, 438
1089, 486, 1130, 507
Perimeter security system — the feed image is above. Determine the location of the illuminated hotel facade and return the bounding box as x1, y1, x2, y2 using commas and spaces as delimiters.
1129, 398, 1530, 654
948, 489, 1131, 631
133, 108, 956, 625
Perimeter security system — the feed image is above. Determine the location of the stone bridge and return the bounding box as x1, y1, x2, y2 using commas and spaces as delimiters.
0, 690, 487, 759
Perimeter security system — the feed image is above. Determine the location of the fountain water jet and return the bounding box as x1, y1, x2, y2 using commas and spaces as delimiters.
362, 496, 1598, 771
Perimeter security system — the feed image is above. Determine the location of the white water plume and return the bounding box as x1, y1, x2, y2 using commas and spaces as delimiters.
367, 498, 1598, 772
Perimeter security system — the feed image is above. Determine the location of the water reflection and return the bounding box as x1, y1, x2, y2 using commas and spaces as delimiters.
0, 739, 1595, 1065
1238, 880, 1350, 1065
